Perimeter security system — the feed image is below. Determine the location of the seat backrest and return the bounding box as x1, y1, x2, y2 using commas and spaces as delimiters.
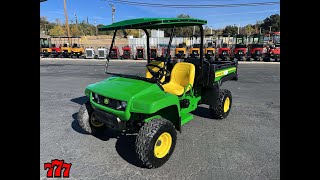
170, 62, 195, 89
145, 61, 166, 83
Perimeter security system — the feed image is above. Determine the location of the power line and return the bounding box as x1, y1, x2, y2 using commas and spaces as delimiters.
106, 0, 279, 8
206, 9, 279, 17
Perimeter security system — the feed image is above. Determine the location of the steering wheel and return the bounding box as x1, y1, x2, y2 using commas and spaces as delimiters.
146, 63, 170, 84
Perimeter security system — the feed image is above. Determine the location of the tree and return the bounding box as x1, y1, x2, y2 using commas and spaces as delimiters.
223, 25, 238, 35
161, 14, 195, 37
70, 25, 81, 36
177, 14, 191, 18
124, 29, 140, 37
262, 14, 280, 32
49, 25, 65, 36
244, 24, 255, 35
97, 24, 109, 35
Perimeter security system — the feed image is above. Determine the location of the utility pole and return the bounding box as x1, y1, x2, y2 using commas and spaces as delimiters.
238, 24, 240, 34
193, 26, 195, 35
74, 12, 78, 25
63, 0, 71, 45
44, 24, 48, 35
269, 26, 272, 41
210, 26, 213, 34
94, 20, 98, 36
260, 27, 262, 34
109, 4, 115, 23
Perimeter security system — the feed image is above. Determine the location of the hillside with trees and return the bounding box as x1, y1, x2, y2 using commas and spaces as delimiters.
40, 13, 279, 37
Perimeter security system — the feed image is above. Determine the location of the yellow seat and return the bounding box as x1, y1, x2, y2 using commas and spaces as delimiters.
146, 61, 166, 83
162, 62, 195, 96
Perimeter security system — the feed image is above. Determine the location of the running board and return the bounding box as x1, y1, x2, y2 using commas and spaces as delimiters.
181, 113, 193, 126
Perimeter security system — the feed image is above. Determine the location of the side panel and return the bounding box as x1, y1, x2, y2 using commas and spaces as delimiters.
214, 67, 237, 82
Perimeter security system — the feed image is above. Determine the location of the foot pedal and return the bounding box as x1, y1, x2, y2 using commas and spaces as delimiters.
180, 99, 190, 108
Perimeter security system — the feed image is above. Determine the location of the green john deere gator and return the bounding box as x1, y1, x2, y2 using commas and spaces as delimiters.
77, 18, 239, 168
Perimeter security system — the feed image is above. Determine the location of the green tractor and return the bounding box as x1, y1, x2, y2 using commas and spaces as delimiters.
78, 18, 238, 168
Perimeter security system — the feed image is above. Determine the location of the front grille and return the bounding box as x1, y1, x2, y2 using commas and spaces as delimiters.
92, 93, 118, 109
98, 50, 105, 57
86, 50, 93, 57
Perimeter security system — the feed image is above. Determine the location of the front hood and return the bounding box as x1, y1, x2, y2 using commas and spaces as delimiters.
86, 76, 160, 101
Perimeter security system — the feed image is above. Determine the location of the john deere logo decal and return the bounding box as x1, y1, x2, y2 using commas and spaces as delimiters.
104, 98, 109, 104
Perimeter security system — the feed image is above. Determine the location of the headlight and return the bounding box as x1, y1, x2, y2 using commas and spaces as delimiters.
92, 92, 99, 101
116, 101, 127, 110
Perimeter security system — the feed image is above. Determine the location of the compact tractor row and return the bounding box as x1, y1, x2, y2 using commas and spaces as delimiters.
177, 33, 280, 62
41, 33, 280, 62
40, 36, 85, 58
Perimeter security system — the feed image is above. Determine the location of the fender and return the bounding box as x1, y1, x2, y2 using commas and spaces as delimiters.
130, 91, 180, 117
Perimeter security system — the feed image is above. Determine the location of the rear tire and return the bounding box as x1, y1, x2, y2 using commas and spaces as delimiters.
135, 118, 177, 169
77, 100, 105, 134
209, 89, 232, 119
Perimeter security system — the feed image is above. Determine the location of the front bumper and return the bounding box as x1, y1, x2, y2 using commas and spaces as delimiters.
219, 55, 230, 59
251, 54, 262, 59
41, 52, 50, 57
93, 108, 126, 130
122, 55, 130, 59
270, 54, 280, 59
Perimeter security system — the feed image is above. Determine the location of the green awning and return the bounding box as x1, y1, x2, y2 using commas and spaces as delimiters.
98, 18, 207, 31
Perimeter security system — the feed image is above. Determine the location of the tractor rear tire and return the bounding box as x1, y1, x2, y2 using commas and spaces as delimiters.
209, 89, 232, 119
135, 118, 177, 169
77, 100, 105, 134
264, 57, 271, 62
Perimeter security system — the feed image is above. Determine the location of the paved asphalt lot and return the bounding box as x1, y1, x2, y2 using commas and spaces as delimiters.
40, 59, 280, 180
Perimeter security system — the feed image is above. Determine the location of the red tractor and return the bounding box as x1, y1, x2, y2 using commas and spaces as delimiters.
232, 34, 247, 61
135, 47, 145, 60
161, 47, 170, 58
150, 47, 158, 60
121, 46, 132, 59
264, 43, 280, 62
216, 33, 232, 61
247, 33, 264, 61
110, 46, 120, 59
49, 44, 61, 58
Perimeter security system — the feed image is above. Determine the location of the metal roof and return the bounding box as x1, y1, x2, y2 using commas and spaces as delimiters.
99, 18, 207, 31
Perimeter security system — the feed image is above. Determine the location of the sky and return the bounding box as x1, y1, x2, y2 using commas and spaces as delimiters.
40, 0, 280, 29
